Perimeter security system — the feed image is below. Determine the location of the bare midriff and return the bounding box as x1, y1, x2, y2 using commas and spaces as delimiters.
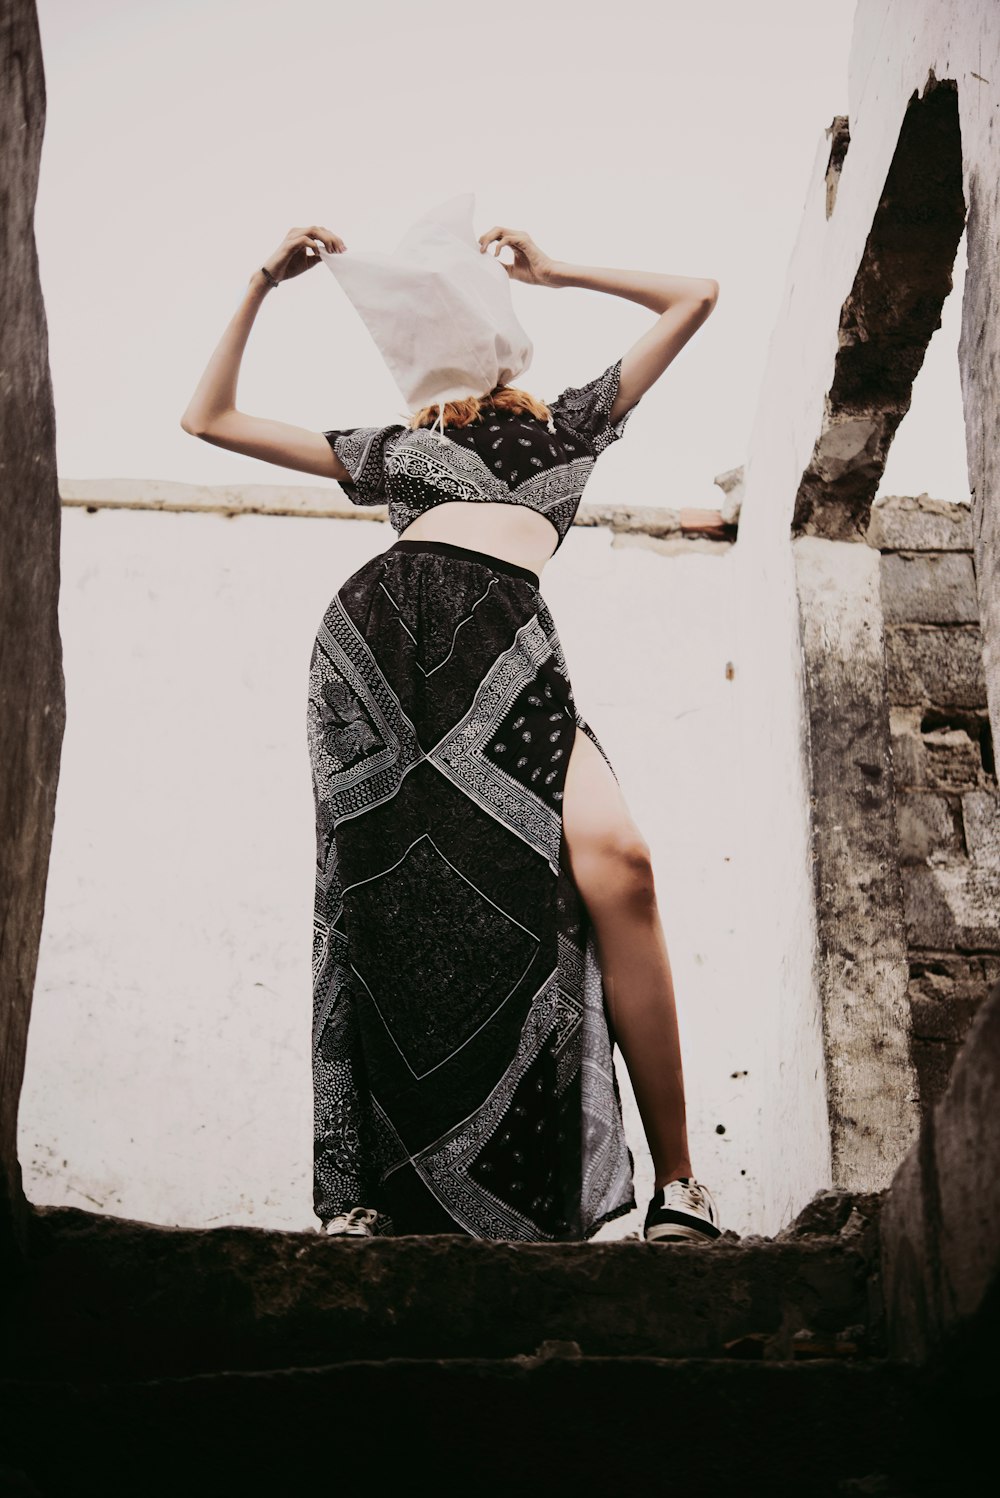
395, 501, 558, 579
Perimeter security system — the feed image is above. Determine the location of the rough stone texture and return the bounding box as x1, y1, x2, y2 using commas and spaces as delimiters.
880, 550, 979, 624
880, 1120, 938, 1366
894, 792, 961, 863
823, 114, 850, 219
794, 537, 919, 1191
712, 463, 745, 524
959, 112, 1000, 797
889, 707, 992, 791
867, 493, 974, 552
902, 863, 1000, 953
1, 1194, 885, 1381
885, 625, 988, 709
933, 988, 1000, 1330
0, 1186, 912, 1496
733, 0, 1000, 1258
876, 498, 1000, 1118
881, 977, 1000, 1371
792, 76, 966, 541
921, 727, 989, 789
0, 1, 66, 1271
961, 789, 1000, 865
578, 502, 734, 543
907, 955, 1000, 1113
908, 965, 994, 1046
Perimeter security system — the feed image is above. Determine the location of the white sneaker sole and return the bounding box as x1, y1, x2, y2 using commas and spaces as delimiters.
645, 1222, 720, 1245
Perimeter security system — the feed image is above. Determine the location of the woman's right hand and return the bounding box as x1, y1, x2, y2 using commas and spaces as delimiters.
260, 225, 346, 285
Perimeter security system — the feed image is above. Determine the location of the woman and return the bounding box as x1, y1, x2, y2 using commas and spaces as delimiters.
181, 220, 723, 1246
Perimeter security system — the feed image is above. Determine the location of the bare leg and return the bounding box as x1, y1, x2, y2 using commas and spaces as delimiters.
561, 726, 693, 1188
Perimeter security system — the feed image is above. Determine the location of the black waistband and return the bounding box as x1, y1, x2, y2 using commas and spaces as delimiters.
386, 539, 540, 588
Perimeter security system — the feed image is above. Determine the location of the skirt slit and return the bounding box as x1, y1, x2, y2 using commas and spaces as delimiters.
308, 537, 636, 1240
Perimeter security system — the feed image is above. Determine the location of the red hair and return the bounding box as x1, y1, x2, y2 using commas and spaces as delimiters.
408, 384, 551, 431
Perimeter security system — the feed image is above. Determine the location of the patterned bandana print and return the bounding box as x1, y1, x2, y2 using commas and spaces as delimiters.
308, 540, 636, 1240
323, 358, 639, 556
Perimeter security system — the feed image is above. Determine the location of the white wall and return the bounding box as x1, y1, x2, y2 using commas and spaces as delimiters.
20, 505, 779, 1237
721, 116, 850, 1227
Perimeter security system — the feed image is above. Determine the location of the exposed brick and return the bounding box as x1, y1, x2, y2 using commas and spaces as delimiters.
908, 984, 984, 1046
907, 957, 1000, 1113
895, 792, 960, 863
866, 493, 973, 552
889, 709, 986, 791
879, 551, 978, 624
961, 790, 1000, 868
902, 863, 1000, 952
909, 952, 1000, 995
885, 625, 987, 708
889, 707, 924, 784
923, 730, 988, 790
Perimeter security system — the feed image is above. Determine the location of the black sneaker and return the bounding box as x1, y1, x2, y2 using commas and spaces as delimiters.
644, 1177, 722, 1244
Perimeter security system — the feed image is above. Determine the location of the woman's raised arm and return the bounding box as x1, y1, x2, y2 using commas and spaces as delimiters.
478, 226, 719, 425
180, 225, 353, 481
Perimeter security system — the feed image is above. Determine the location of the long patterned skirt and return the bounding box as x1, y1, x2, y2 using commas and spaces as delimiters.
307, 537, 635, 1240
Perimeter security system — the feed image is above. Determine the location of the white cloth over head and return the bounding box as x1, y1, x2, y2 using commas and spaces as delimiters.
318, 193, 534, 434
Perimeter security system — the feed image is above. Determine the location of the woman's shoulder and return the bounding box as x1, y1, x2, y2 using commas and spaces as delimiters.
323, 421, 409, 457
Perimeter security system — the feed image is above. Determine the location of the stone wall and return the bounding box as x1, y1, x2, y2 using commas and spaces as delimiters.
733, 2, 1000, 1200
0, 0, 66, 1271
880, 973, 1000, 1369
869, 493, 1000, 1114
793, 535, 918, 1194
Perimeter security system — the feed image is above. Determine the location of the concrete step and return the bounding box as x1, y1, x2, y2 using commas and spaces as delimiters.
3, 1192, 884, 1380
0, 1353, 924, 1498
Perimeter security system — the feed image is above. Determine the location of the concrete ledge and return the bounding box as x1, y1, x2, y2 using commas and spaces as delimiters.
60, 476, 379, 522
2, 1192, 882, 1380
58, 479, 736, 549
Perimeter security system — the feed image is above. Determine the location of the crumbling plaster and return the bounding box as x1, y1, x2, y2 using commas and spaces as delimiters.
846, 0, 1000, 767
732, 0, 999, 1209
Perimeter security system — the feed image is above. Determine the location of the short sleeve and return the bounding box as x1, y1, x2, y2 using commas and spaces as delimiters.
547, 357, 638, 457
323, 424, 402, 506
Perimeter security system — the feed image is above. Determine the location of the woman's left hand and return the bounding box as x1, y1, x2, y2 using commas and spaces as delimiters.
478, 226, 557, 287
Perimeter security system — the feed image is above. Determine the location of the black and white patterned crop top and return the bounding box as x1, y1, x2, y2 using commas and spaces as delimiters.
323, 357, 639, 554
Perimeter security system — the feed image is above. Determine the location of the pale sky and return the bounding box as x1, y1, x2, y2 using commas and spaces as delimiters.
34, 0, 970, 511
